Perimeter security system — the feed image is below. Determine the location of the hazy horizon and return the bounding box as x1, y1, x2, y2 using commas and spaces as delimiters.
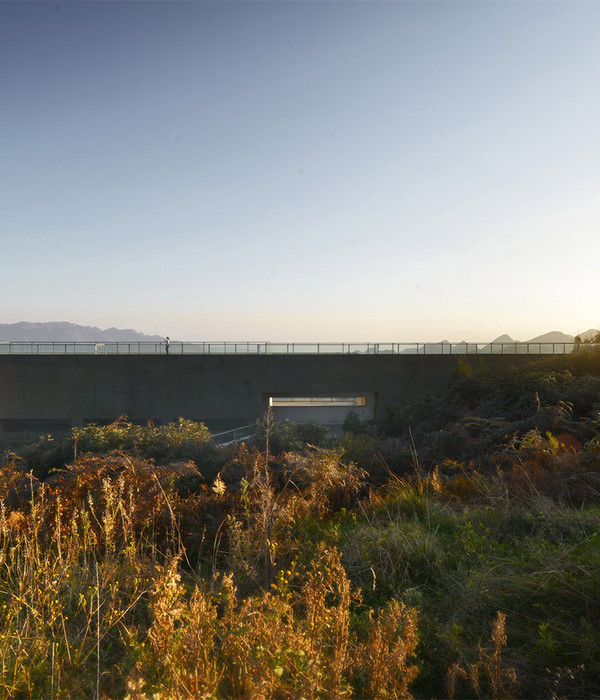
3, 2, 599, 341
1, 319, 597, 345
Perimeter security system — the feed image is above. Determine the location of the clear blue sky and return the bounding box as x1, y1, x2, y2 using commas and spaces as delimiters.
2, 1, 599, 341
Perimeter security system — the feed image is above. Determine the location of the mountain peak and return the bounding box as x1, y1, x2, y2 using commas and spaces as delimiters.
526, 331, 575, 343
577, 329, 600, 341
491, 334, 515, 343
0, 322, 164, 343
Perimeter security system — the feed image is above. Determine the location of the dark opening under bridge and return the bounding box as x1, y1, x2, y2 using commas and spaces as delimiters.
0, 341, 593, 437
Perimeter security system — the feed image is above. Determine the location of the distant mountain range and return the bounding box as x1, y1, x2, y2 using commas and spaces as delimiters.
0, 322, 597, 346
494, 330, 599, 343
397, 329, 600, 354
0, 322, 164, 343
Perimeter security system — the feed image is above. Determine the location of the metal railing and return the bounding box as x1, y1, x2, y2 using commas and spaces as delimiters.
0, 341, 598, 356
212, 424, 255, 445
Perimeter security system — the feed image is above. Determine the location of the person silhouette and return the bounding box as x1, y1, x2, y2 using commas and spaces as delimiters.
165, 336, 170, 355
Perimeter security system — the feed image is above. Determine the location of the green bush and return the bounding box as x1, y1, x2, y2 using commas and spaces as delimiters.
9, 418, 219, 481
251, 416, 331, 455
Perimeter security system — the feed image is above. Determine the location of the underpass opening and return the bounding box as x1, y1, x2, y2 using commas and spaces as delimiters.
268, 394, 374, 427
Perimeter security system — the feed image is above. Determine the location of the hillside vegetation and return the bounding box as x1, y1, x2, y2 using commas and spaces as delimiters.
1, 353, 600, 698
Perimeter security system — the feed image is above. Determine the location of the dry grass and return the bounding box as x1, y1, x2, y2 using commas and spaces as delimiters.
129, 546, 418, 699
0, 451, 419, 698
446, 611, 517, 700
1, 415, 599, 697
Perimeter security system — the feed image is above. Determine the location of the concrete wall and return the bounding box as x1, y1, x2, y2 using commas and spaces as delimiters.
0, 353, 538, 434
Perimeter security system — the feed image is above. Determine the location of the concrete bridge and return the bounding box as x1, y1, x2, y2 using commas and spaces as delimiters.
0, 341, 567, 436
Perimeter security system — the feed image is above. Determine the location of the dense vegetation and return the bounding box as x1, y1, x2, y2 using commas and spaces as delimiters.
1, 353, 600, 698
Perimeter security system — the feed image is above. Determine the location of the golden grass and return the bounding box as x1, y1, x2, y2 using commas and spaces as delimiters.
0, 452, 420, 698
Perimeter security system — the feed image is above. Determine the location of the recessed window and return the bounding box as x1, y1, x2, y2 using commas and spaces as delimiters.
269, 396, 367, 407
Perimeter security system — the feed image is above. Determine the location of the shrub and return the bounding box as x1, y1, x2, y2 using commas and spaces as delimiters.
251, 416, 331, 455
8, 418, 219, 482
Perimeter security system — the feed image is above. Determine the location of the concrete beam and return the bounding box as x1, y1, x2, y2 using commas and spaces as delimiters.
0, 354, 537, 434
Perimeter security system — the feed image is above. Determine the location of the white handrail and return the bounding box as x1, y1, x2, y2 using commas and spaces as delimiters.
0, 341, 596, 356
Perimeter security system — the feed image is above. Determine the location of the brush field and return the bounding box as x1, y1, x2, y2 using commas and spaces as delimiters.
1, 353, 600, 698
